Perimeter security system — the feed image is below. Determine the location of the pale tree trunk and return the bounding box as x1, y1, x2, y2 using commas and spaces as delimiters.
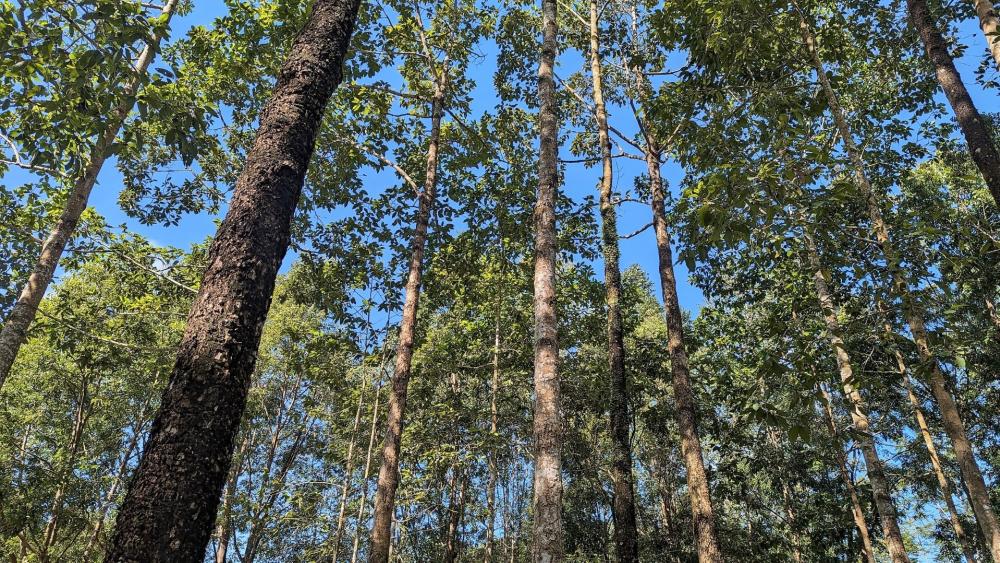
587, 2, 639, 560
41, 373, 92, 559
766, 429, 802, 563
970, 0, 1000, 70
818, 390, 877, 563
905, 0, 1000, 207
350, 368, 387, 563
485, 285, 503, 563
328, 368, 373, 563
0, 0, 180, 390
82, 399, 152, 561
883, 316, 977, 563
104, 1, 361, 559
802, 225, 911, 563
531, 0, 565, 561
369, 69, 448, 563
214, 433, 249, 563
799, 15, 1000, 561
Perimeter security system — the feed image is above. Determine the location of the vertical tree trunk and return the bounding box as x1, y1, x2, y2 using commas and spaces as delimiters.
587, 2, 639, 561
643, 130, 724, 563
531, 0, 564, 561
906, 0, 1000, 207
351, 368, 387, 563
328, 371, 371, 562
485, 289, 503, 563
799, 15, 1000, 560
802, 225, 911, 562
818, 392, 877, 563
883, 317, 977, 563
970, 0, 1000, 69
0, 0, 180, 390
214, 432, 249, 563
104, 1, 361, 560
369, 71, 447, 563
444, 468, 468, 563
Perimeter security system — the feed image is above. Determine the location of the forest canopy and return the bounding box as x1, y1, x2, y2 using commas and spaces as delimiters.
1, 0, 1000, 561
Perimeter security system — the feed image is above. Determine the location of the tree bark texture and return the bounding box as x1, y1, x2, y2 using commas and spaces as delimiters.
104, 1, 361, 560
970, 0, 1000, 70
531, 0, 565, 561
587, 1, 638, 561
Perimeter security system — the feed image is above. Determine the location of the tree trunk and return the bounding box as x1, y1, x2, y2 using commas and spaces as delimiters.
485, 288, 503, 563
351, 366, 387, 563
906, 0, 1000, 207
368, 70, 447, 563
328, 370, 371, 562
802, 225, 911, 562
214, 433, 249, 563
444, 468, 468, 563
0, 0, 180, 390
587, 2, 639, 561
531, 0, 565, 561
895, 350, 977, 563
970, 0, 1000, 70
818, 392, 877, 563
799, 14, 1000, 560
104, 1, 361, 560
986, 296, 1000, 332
642, 128, 723, 563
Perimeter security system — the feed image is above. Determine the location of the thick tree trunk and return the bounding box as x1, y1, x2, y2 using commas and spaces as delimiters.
906, 0, 1000, 207
970, 0, 1000, 70
800, 15, 1000, 560
643, 135, 723, 563
368, 73, 447, 563
531, 0, 565, 561
0, 0, 179, 391
104, 2, 361, 560
803, 227, 911, 562
818, 391, 877, 563
586, 1, 639, 560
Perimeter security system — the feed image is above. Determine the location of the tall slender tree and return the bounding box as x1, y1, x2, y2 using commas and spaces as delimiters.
0, 0, 180, 390
103, 0, 361, 559
532, 0, 565, 560
586, 0, 639, 559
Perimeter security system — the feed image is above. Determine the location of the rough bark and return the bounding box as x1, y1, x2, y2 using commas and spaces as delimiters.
803, 227, 911, 563
531, 0, 565, 561
368, 70, 447, 563
800, 14, 1000, 560
970, 0, 1000, 69
104, 1, 361, 560
906, 0, 1000, 207
643, 128, 723, 563
0, 0, 179, 391
586, 1, 638, 560
818, 390, 877, 563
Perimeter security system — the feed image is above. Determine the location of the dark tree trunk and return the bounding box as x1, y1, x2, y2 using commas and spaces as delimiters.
531, 0, 565, 561
104, 1, 360, 560
907, 0, 1000, 207
587, 1, 639, 561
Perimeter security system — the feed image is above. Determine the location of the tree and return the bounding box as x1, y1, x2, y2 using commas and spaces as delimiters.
531, 0, 565, 560
103, 0, 361, 559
